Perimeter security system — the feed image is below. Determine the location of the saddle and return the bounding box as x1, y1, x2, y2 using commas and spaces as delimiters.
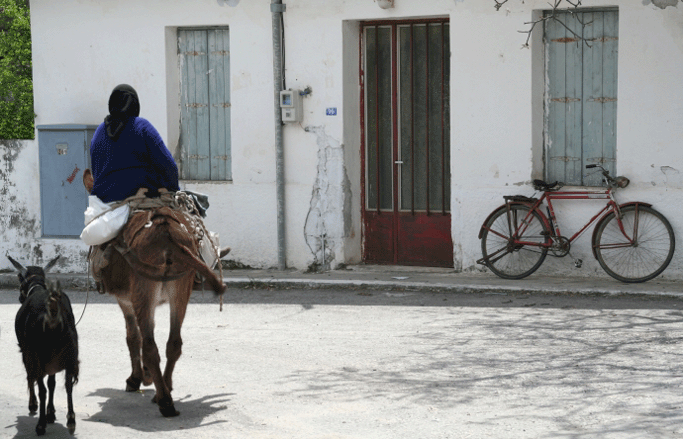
89, 189, 221, 293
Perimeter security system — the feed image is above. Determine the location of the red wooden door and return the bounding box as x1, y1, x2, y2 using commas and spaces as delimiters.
361, 20, 453, 267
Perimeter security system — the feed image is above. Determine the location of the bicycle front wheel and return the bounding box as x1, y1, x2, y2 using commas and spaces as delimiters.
594, 205, 675, 283
480, 204, 550, 280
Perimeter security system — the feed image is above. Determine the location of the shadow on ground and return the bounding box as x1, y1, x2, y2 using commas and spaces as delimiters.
84, 388, 232, 432
273, 307, 683, 438
215, 288, 683, 311
12, 415, 71, 439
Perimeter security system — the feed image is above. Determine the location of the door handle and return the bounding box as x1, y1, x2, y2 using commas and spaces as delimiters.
395, 160, 403, 165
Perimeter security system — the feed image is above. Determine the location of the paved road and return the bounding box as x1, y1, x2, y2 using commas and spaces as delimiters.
2, 287, 683, 438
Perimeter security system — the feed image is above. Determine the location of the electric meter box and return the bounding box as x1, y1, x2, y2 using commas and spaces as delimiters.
279, 89, 303, 123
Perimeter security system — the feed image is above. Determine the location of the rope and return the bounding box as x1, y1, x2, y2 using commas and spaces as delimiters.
75, 252, 92, 327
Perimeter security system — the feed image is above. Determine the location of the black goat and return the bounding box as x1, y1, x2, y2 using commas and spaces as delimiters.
8, 255, 79, 436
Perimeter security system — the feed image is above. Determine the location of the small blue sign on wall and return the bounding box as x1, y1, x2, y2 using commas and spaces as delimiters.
326, 107, 337, 116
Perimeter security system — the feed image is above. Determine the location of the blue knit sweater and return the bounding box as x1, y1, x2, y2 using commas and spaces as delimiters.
90, 117, 179, 203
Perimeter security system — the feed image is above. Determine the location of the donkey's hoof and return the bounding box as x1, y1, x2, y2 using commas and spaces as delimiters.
159, 405, 180, 417
35, 423, 46, 436
157, 396, 180, 417
46, 411, 56, 424
29, 403, 38, 414
125, 376, 141, 392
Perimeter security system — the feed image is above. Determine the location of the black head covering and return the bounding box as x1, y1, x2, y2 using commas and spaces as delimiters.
104, 84, 140, 141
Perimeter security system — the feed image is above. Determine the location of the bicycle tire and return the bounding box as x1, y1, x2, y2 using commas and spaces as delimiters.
480, 204, 550, 280
594, 205, 675, 283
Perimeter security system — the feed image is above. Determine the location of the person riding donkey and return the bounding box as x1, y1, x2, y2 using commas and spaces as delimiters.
82, 84, 229, 287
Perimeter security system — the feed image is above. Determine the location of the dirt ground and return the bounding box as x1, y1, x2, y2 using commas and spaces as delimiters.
2, 287, 683, 438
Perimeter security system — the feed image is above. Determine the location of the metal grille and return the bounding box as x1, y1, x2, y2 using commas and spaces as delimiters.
363, 20, 450, 214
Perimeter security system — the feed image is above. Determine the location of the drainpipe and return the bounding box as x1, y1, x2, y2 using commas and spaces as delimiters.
271, 0, 286, 270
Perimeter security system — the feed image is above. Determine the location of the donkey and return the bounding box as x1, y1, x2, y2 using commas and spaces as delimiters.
83, 169, 225, 417
9, 255, 79, 436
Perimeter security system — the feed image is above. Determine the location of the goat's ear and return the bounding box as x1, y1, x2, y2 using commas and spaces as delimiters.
44, 256, 60, 273
7, 255, 25, 272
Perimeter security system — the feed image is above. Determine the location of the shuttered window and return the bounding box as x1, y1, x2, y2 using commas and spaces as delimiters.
544, 10, 618, 186
178, 28, 231, 181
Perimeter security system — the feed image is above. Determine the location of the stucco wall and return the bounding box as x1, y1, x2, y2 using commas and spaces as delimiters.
451, 1, 683, 279
3, 0, 681, 279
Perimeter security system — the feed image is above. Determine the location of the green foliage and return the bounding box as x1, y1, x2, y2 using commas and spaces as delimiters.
0, 0, 33, 139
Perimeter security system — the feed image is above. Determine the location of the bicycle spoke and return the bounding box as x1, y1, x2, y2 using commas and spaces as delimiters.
481, 204, 549, 280
595, 205, 675, 282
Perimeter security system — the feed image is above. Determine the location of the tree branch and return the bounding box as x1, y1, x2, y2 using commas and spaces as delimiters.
496, 0, 588, 48
494, 0, 509, 11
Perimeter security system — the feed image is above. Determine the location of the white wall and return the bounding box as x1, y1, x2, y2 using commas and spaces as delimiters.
451, 1, 683, 279
2, 0, 681, 279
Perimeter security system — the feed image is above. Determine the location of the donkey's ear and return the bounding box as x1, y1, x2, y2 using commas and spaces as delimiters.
7, 255, 26, 272
44, 256, 61, 273
83, 168, 94, 194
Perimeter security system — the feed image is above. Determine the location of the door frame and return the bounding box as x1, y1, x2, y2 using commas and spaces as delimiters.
359, 18, 453, 267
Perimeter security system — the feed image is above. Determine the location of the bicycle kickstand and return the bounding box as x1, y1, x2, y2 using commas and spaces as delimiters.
566, 248, 583, 268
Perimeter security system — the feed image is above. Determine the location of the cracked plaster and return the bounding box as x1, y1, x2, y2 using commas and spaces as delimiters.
303, 126, 352, 270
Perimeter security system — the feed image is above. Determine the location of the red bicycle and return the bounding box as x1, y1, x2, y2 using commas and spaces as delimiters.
477, 165, 675, 283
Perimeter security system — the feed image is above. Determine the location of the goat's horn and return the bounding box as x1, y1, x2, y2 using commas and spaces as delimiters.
6, 255, 25, 272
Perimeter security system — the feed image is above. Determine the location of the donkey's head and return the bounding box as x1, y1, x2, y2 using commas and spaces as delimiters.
7, 255, 61, 303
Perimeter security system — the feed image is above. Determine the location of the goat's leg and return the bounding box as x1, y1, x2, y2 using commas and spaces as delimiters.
133, 278, 179, 417
45, 374, 56, 424
27, 378, 37, 414
35, 377, 47, 436
117, 298, 147, 391
163, 275, 193, 393
65, 372, 76, 434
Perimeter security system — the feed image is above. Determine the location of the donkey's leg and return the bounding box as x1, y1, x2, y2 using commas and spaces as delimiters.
163, 275, 193, 394
65, 372, 76, 434
132, 277, 179, 417
116, 298, 146, 392
45, 374, 56, 423
35, 376, 47, 436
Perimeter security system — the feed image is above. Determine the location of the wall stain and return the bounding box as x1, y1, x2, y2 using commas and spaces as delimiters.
303, 126, 352, 271
643, 0, 679, 9
1, 140, 41, 263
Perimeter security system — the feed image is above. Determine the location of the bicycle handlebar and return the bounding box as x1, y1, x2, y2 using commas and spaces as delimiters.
585, 164, 629, 188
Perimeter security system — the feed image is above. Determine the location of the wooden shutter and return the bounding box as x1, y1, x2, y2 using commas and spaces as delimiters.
545, 10, 618, 186
179, 28, 231, 181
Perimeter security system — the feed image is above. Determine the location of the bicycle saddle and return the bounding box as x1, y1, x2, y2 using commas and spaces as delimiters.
532, 179, 563, 191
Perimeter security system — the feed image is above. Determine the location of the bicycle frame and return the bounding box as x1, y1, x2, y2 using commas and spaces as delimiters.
508, 186, 635, 249
479, 164, 674, 283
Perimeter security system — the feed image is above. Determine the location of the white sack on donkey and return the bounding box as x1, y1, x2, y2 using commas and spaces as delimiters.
80, 195, 130, 246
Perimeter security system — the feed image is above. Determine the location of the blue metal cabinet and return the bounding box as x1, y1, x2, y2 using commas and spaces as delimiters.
37, 124, 98, 237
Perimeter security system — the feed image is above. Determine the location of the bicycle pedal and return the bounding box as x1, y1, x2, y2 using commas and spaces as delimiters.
574, 258, 583, 268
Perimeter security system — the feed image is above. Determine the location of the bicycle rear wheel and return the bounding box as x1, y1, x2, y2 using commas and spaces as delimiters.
480, 204, 550, 280
594, 205, 675, 283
